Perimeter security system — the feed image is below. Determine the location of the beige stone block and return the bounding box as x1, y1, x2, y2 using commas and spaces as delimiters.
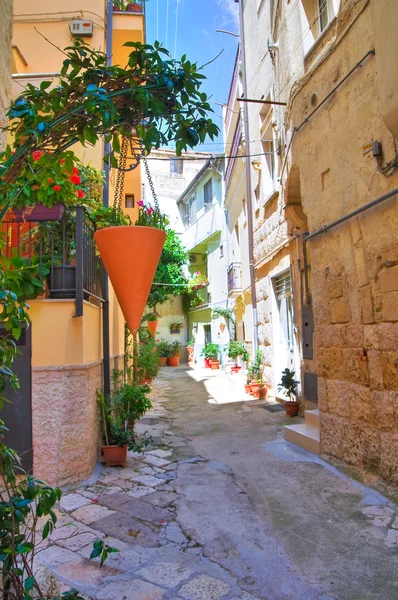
330, 297, 350, 324
371, 391, 396, 432
364, 325, 379, 350
341, 348, 370, 387
327, 277, 343, 299
317, 348, 343, 380
342, 422, 365, 467
326, 380, 350, 418
360, 285, 375, 324
346, 324, 364, 347
354, 246, 369, 287
319, 413, 346, 459
350, 217, 362, 245
314, 325, 346, 348
362, 429, 381, 474
381, 351, 398, 390
367, 350, 384, 390
379, 433, 398, 486
317, 377, 328, 411
349, 384, 372, 425
377, 322, 398, 350
379, 265, 398, 293
382, 291, 398, 321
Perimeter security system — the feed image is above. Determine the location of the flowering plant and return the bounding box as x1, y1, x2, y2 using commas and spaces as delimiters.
170, 322, 184, 331
135, 200, 168, 230
0, 149, 101, 212
144, 311, 159, 322
187, 271, 208, 291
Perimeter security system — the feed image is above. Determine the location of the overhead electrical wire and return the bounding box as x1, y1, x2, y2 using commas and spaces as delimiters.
146, 151, 276, 161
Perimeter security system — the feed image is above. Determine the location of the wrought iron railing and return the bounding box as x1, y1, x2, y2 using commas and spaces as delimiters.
227, 262, 243, 294
1, 206, 104, 316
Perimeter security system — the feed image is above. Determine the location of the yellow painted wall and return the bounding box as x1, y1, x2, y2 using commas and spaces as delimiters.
12, 2, 144, 367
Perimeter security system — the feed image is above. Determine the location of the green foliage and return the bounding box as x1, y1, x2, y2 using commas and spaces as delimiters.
90, 539, 120, 568
137, 337, 160, 379
142, 311, 159, 322
170, 340, 182, 357
3, 254, 49, 301
182, 289, 203, 313
170, 322, 184, 331
201, 343, 219, 360
227, 341, 249, 364
186, 339, 195, 346
1, 37, 218, 204
156, 339, 171, 357
277, 368, 300, 402
247, 349, 263, 384
135, 201, 168, 230
212, 307, 236, 340
87, 205, 131, 229
147, 228, 188, 307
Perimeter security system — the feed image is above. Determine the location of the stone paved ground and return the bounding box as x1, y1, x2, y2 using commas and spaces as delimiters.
37, 367, 398, 600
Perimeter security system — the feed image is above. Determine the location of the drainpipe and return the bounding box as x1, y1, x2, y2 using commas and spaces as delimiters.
237, 0, 259, 353
102, 0, 113, 397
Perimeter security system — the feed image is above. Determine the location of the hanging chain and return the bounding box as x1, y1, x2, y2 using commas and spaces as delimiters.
112, 136, 128, 212
139, 140, 159, 211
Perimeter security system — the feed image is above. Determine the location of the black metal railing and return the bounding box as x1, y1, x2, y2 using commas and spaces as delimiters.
227, 262, 243, 294
2, 206, 104, 316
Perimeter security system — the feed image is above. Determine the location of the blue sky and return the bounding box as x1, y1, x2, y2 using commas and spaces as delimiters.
145, 0, 239, 151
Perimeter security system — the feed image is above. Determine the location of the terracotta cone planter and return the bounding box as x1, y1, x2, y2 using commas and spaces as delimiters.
94, 226, 166, 334
148, 320, 158, 337
219, 323, 225, 333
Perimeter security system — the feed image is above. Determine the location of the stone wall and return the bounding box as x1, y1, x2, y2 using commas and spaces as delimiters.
0, 0, 12, 149
32, 361, 102, 487
285, 0, 398, 485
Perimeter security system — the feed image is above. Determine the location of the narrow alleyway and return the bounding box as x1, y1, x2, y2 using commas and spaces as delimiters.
40, 367, 398, 600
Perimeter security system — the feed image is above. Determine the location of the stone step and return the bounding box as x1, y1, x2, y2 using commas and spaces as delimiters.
305, 409, 319, 429
284, 423, 320, 455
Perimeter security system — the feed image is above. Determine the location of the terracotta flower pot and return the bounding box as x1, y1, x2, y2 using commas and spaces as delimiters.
284, 401, 300, 418
13, 203, 65, 222
219, 323, 225, 333
250, 383, 260, 394
209, 359, 220, 370
94, 226, 166, 335
204, 358, 211, 368
245, 384, 251, 394
259, 386, 268, 400
231, 366, 241, 374
102, 444, 127, 467
126, 2, 143, 12
168, 356, 180, 367
159, 356, 168, 366
148, 320, 158, 337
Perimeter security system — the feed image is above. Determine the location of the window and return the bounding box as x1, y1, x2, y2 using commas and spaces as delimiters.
260, 96, 277, 197
170, 158, 183, 176
125, 194, 135, 208
183, 194, 196, 227
204, 179, 213, 208
301, 0, 339, 48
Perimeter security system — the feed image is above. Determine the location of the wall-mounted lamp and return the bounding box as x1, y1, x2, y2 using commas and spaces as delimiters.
252, 160, 262, 171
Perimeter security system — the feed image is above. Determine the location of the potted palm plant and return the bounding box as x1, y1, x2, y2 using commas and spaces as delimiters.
227, 341, 249, 373
168, 340, 182, 366
277, 368, 300, 417
201, 343, 220, 369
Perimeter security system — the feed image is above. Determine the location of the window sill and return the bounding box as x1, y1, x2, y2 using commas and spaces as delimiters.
303, 16, 337, 68
263, 187, 279, 208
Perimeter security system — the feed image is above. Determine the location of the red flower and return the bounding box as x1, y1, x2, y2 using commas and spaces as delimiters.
32, 150, 43, 161
32, 185, 39, 190
47, 178, 53, 183
72, 166, 79, 175
53, 185, 62, 192
70, 174, 81, 185
59, 158, 65, 165
77, 189, 85, 199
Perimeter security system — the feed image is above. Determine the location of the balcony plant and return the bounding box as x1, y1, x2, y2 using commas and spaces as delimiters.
168, 340, 182, 367
201, 342, 220, 369
170, 321, 183, 334
277, 368, 300, 417
227, 341, 249, 373
156, 339, 170, 366
113, 0, 144, 12
188, 271, 208, 292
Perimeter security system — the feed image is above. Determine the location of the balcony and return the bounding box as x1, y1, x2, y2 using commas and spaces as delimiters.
227, 262, 243, 296
2, 206, 105, 316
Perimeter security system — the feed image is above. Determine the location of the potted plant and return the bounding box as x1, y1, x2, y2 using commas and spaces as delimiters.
277, 368, 300, 417
156, 339, 170, 366
170, 321, 184, 334
247, 349, 263, 398
144, 311, 159, 337
188, 271, 209, 292
168, 340, 182, 366
137, 335, 159, 383
201, 342, 220, 369
227, 341, 249, 373
186, 338, 195, 363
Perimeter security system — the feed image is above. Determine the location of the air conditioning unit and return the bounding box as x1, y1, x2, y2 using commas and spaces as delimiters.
189, 254, 203, 265
70, 20, 93, 37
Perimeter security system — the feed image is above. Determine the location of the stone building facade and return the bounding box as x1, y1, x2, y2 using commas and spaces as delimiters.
0, 0, 12, 149
237, 0, 398, 485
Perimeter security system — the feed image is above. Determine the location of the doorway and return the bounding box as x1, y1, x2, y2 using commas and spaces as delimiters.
272, 270, 296, 398
203, 324, 212, 345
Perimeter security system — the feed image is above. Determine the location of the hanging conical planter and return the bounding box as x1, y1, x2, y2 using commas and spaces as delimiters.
95, 226, 166, 335
147, 320, 158, 337
219, 323, 225, 333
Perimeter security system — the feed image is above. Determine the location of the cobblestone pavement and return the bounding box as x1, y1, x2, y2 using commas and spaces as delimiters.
38, 367, 398, 600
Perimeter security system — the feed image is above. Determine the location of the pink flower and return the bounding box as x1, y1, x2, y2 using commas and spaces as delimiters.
147, 207, 154, 215
137, 200, 144, 207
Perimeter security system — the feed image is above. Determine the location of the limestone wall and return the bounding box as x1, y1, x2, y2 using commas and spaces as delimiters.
0, 0, 12, 149
285, 1, 398, 484
32, 362, 102, 487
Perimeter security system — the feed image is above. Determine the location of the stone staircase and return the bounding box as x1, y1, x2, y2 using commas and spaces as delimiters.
284, 409, 320, 455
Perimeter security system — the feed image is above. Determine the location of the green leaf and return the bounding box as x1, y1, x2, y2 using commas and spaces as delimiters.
24, 576, 35, 591
90, 546, 102, 559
